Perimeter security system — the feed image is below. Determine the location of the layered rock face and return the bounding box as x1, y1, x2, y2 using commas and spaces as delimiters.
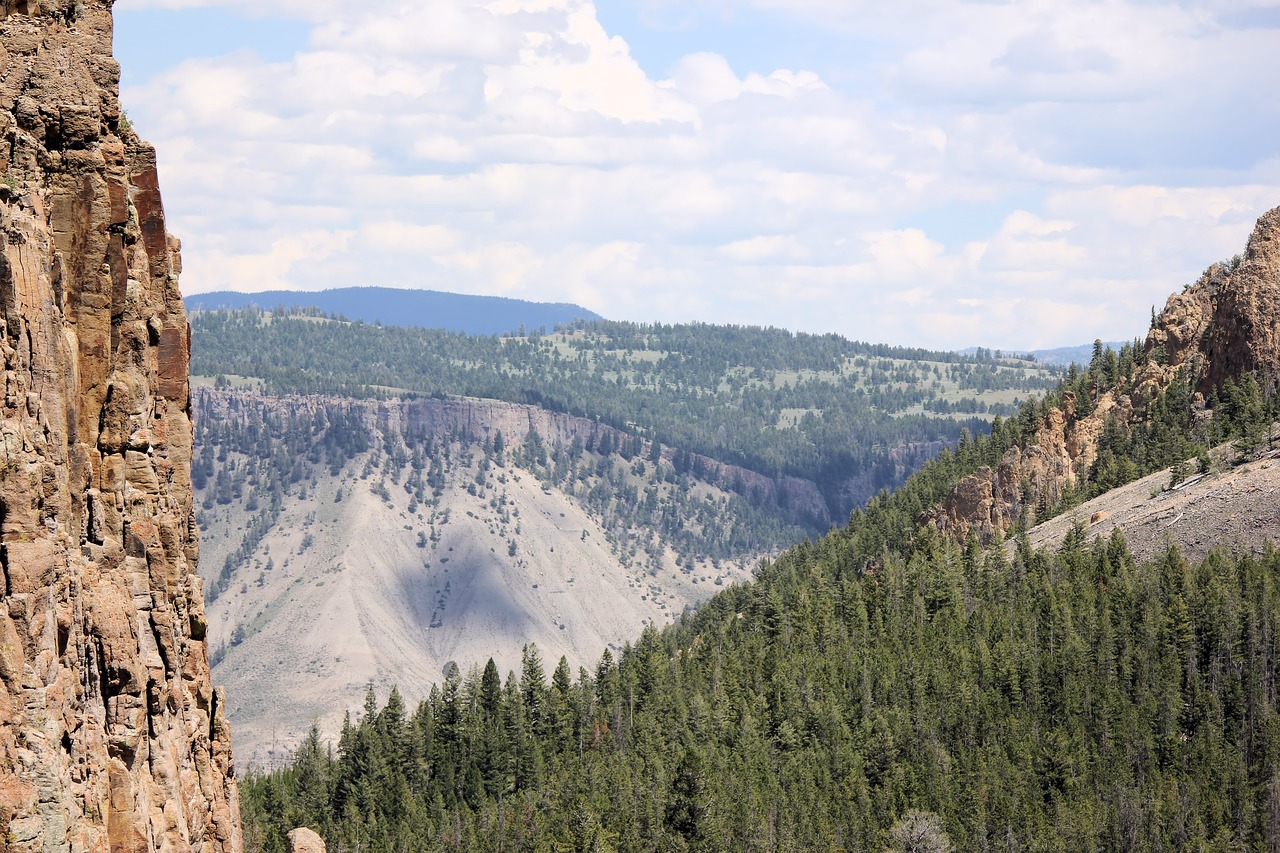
931, 205, 1280, 543
0, 3, 240, 853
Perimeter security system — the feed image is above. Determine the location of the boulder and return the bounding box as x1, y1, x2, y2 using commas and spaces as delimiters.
288, 827, 326, 853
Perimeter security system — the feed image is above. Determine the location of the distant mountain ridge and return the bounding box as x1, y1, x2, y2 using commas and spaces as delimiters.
1028, 341, 1128, 366
185, 286, 604, 335
960, 343, 1130, 366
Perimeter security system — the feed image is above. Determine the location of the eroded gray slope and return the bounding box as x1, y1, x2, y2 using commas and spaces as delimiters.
199, 433, 757, 766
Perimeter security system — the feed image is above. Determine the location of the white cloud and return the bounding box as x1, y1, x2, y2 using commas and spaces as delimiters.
664, 53, 827, 108
865, 229, 948, 281
186, 229, 356, 293
117, 0, 1280, 351
977, 212, 1084, 274
719, 235, 809, 263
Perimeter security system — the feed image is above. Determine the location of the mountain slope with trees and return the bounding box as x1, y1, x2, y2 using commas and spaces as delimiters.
241, 529, 1280, 853
191, 314, 1057, 521
235, 206, 1280, 852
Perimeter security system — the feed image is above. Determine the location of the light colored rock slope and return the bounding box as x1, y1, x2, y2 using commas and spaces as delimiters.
197, 446, 756, 767
1018, 435, 1280, 566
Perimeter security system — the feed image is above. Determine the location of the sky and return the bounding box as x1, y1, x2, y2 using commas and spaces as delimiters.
112, 0, 1280, 350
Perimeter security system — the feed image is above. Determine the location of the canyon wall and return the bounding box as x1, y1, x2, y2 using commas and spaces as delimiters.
0, 3, 240, 852
194, 388, 835, 526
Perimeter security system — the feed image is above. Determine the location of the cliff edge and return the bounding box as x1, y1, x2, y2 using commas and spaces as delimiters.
0, 3, 240, 853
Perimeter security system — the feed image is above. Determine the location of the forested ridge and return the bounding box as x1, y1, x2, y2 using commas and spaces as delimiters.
190, 312, 1067, 610
190, 310, 1056, 494
236, 330, 1280, 851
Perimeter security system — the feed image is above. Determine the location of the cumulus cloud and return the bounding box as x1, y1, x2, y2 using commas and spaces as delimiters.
114, 0, 1279, 350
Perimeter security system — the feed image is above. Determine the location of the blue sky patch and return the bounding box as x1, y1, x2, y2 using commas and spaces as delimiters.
594, 2, 877, 86
114, 8, 310, 86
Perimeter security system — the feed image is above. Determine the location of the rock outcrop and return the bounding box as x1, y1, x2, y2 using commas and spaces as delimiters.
0, 3, 240, 853
928, 396, 1108, 542
286, 828, 325, 853
930, 205, 1280, 543
1189, 207, 1280, 395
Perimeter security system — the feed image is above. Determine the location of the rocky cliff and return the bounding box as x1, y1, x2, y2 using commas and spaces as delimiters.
930, 205, 1280, 543
0, 3, 240, 853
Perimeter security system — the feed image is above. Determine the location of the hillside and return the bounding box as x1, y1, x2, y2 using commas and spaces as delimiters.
187, 320, 1061, 761
190, 314, 1058, 518
195, 390, 774, 763
1017, 429, 1280, 565
185, 286, 602, 336
238, 206, 1280, 853
242, 502, 1280, 852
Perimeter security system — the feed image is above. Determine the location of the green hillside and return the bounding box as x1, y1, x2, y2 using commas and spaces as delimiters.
239, 528, 1280, 852
233, 335, 1280, 852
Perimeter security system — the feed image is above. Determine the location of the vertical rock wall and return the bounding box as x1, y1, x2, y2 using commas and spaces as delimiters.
0, 3, 241, 853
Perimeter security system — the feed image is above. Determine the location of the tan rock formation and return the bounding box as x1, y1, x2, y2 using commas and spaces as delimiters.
286, 828, 325, 853
930, 407, 1085, 543
930, 204, 1280, 544
0, 3, 240, 853
1197, 206, 1280, 394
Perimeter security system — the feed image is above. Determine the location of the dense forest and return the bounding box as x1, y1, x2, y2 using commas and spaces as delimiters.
239, 531, 1280, 852
237, 339, 1280, 851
